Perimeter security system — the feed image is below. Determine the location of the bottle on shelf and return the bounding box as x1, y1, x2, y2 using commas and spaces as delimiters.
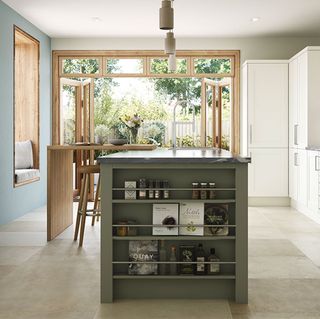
148, 179, 154, 199
159, 240, 167, 275
155, 180, 161, 199
195, 243, 206, 275
138, 178, 147, 199
169, 245, 177, 275
163, 180, 170, 199
207, 248, 220, 275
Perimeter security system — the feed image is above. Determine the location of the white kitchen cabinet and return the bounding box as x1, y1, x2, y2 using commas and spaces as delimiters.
246, 62, 288, 148
248, 148, 288, 197
289, 48, 320, 150
297, 149, 308, 206
307, 150, 320, 212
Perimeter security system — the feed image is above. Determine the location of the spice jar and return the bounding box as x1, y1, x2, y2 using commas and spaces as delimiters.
139, 178, 147, 199
200, 182, 208, 200
209, 182, 216, 199
192, 182, 199, 199
163, 180, 170, 199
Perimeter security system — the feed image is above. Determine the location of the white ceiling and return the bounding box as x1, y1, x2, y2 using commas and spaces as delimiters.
4, 0, 320, 38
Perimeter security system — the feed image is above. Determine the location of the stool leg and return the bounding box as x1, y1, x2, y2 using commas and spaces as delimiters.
74, 176, 85, 241
79, 174, 89, 247
92, 174, 101, 226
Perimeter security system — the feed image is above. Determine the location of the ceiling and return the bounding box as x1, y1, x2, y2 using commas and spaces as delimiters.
4, 0, 320, 38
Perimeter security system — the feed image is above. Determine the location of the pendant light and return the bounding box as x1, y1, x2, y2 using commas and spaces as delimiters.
164, 31, 176, 54
168, 53, 176, 72
159, 0, 174, 30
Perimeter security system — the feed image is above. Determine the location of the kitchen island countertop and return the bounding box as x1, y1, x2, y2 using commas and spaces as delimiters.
98, 148, 251, 164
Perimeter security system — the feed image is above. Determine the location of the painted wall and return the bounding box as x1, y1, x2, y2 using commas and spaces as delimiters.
0, 0, 51, 225
51, 36, 320, 62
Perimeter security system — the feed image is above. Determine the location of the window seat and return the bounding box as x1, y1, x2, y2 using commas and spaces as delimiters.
15, 169, 40, 184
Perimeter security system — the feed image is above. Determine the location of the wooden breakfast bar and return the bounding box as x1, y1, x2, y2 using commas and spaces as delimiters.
47, 144, 156, 241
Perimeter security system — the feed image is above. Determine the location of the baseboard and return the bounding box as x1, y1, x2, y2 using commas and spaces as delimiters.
290, 199, 320, 224
249, 197, 290, 207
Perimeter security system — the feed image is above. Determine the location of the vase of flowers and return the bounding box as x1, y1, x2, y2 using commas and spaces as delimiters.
120, 114, 143, 144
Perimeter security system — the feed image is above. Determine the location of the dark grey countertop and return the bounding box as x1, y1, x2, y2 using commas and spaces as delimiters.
97, 148, 251, 164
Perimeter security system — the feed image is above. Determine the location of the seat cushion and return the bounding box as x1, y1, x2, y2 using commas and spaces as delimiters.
15, 140, 34, 169
15, 169, 40, 184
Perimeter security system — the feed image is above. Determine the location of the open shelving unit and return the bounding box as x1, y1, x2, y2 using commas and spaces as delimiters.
100, 163, 248, 303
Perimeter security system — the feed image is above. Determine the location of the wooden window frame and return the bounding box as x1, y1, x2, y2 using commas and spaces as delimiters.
13, 26, 40, 187
52, 50, 240, 153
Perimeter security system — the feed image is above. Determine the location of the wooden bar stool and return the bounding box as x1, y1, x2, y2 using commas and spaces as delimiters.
74, 165, 101, 246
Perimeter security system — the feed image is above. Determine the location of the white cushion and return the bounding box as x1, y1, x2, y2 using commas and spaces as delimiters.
15, 169, 40, 184
15, 140, 34, 169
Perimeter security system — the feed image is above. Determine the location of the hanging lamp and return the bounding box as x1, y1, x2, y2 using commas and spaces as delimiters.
159, 0, 174, 30
165, 31, 176, 54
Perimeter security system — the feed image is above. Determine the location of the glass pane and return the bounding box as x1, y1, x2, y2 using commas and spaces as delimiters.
194, 58, 231, 74
106, 58, 144, 74
62, 58, 99, 74
61, 84, 76, 144
150, 58, 187, 74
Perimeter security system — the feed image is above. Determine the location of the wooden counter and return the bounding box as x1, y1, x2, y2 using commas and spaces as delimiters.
47, 144, 156, 241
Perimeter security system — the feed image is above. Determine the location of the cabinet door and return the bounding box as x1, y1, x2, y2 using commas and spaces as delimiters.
248, 148, 288, 197
248, 63, 288, 148
307, 150, 320, 212
289, 59, 299, 149
297, 149, 308, 206
289, 148, 299, 201
297, 53, 308, 149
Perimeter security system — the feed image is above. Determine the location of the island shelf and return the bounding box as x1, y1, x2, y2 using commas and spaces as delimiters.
99, 149, 249, 303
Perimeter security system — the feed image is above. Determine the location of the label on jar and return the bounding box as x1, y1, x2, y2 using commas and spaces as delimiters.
210, 263, 220, 273
196, 257, 205, 272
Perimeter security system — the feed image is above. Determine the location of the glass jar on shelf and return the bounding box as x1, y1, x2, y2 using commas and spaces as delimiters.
192, 182, 199, 199
200, 182, 208, 200
209, 182, 216, 199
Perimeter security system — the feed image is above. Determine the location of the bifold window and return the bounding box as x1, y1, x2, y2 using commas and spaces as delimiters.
14, 26, 40, 187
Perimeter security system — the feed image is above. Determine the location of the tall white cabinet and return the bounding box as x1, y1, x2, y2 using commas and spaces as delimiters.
289, 47, 320, 218
243, 61, 289, 198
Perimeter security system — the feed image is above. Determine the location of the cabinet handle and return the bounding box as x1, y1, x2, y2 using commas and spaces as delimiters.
294, 124, 298, 145
294, 153, 299, 166
249, 125, 253, 144
315, 156, 320, 171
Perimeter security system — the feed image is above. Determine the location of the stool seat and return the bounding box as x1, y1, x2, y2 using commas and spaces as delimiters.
74, 164, 101, 246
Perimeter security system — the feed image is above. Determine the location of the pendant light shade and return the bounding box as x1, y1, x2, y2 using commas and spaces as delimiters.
159, 0, 174, 30
168, 54, 176, 72
165, 31, 176, 54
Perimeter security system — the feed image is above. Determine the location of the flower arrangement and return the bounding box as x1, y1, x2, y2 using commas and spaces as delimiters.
120, 114, 143, 144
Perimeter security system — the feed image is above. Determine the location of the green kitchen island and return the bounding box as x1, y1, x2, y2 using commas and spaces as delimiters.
98, 148, 250, 303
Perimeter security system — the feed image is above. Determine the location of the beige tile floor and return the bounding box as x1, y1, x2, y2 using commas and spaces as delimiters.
0, 206, 320, 318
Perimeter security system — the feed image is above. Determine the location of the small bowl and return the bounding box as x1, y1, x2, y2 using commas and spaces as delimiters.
109, 138, 128, 145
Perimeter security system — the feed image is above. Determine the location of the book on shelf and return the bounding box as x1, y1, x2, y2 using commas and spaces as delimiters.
179, 202, 204, 236
152, 204, 179, 236
128, 240, 158, 275
204, 204, 229, 236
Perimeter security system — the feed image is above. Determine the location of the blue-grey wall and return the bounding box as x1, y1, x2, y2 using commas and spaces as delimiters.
0, 0, 51, 224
